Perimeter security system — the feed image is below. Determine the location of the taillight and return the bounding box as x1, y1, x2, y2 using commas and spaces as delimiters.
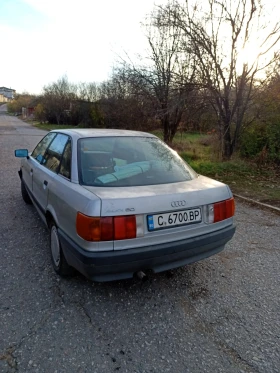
76, 212, 137, 241
100, 217, 114, 241
206, 197, 235, 223
114, 216, 136, 240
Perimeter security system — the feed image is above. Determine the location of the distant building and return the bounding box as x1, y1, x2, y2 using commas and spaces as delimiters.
0, 94, 6, 102
0, 87, 16, 101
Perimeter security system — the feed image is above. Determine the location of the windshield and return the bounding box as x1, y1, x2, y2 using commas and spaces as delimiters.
78, 136, 196, 187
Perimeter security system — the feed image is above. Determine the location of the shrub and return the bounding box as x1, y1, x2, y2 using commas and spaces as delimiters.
240, 122, 280, 164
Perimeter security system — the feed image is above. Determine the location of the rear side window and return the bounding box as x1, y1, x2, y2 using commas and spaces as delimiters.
78, 136, 196, 187
42, 134, 69, 173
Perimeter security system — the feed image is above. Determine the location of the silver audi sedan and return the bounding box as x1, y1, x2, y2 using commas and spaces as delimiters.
15, 129, 235, 281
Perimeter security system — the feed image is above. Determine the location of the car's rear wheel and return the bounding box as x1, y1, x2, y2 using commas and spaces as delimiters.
21, 180, 32, 204
50, 222, 74, 276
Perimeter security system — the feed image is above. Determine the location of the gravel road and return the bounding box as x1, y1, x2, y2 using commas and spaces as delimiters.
1, 109, 280, 373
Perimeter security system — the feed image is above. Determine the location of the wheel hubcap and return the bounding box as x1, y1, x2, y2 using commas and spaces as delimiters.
51, 226, 60, 267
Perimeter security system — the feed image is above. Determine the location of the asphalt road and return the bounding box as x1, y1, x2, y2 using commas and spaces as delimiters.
1, 108, 280, 373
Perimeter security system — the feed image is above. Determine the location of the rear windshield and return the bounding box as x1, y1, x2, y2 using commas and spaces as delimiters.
78, 136, 196, 187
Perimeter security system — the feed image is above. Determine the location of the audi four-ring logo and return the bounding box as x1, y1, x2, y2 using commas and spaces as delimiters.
171, 200, 186, 207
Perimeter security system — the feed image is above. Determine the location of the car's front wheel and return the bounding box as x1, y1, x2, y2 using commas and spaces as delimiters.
21, 180, 32, 204
50, 222, 74, 276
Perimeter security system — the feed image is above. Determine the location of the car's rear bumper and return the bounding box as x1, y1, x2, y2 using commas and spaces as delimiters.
59, 225, 236, 282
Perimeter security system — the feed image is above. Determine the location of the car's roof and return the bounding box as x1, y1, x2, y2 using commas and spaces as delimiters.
51, 128, 157, 139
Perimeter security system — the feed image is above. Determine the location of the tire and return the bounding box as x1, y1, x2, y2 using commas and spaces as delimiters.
21, 180, 32, 204
49, 222, 75, 276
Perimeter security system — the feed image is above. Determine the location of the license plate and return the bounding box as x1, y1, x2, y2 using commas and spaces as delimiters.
147, 208, 201, 231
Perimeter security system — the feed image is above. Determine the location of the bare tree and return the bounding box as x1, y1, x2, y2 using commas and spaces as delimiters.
97, 70, 153, 130
42, 76, 77, 125
77, 82, 99, 102
118, 4, 198, 143
165, 0, 280, 158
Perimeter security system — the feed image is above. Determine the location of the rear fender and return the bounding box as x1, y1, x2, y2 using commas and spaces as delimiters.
46, 205, 59, 229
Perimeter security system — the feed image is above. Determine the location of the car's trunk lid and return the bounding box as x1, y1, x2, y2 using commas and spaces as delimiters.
82, 175, 231, 216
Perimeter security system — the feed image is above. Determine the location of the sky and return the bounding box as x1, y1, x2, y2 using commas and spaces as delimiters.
0, 0, 165, 94
1, 0, 280, 95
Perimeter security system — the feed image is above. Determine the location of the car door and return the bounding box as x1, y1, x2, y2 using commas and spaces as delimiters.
21, 132, 56, 197
47, 139, 76, 234
32, 133, 69, 216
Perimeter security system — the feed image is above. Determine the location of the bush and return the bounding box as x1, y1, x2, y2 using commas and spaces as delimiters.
240, 123, 266, 158
267, 123, 280, 164
240, 122, 280, 164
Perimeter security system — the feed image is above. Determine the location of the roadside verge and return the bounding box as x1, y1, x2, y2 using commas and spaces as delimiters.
234, 194, 280, 215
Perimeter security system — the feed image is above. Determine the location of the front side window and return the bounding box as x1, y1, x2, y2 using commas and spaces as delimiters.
42, 134, 69, 173
31, 132, 56, 163
78, 136, 196, 187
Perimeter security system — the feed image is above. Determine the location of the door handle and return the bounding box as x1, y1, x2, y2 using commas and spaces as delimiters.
43, 180, 48, 186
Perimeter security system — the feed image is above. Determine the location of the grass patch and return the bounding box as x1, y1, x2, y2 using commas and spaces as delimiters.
153, 130, 204, 144
185, 158, 280, 203
154, 130, 218, 161
32, 122, 79, 131
176, 133, 280, 203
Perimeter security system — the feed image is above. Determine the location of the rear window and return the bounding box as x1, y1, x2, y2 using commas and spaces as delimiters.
78, 136, 196, 187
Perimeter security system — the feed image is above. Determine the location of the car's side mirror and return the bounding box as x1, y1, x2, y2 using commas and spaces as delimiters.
15, 149, 29, 158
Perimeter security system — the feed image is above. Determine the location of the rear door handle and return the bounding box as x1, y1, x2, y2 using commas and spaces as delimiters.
43, 180, 48, 186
